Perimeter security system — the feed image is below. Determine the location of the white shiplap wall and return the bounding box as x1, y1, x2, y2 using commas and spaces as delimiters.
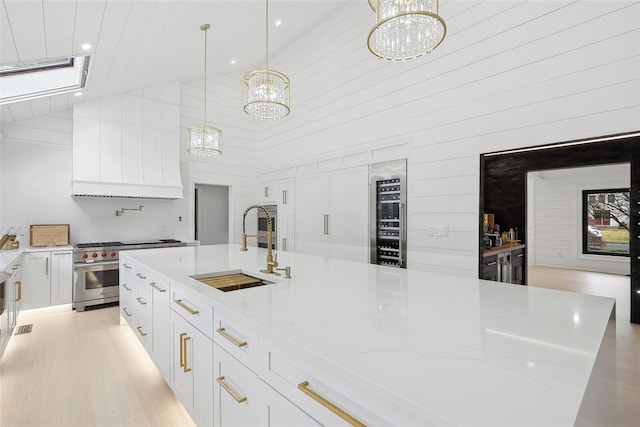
529, 164, 630, 275
253, 1, 640, 276
1, 1, 638, 271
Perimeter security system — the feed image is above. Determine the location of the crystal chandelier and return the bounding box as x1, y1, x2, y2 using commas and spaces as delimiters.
367, 0, 446, 61
243, 0, 290, 120
187, 24, 222, 157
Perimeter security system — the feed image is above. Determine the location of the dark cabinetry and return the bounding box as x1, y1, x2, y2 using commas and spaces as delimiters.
482, 246, 525, 285
482, 254, 498, 281
511, 248, 525, 285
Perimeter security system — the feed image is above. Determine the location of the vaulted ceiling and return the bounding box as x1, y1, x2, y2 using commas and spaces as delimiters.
0, 0, 349, 124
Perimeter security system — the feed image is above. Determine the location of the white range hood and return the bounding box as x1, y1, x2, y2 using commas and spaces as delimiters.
72, 90, 183, 199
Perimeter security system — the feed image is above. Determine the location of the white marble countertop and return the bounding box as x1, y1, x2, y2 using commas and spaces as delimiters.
0, 249, 22, 271
123, 244, 615, 426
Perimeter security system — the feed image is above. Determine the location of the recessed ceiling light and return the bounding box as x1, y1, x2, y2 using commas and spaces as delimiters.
230, 59, 237, 65
274, 20, 282, 26
81, 43, 92, 50
74, 92, 83, 97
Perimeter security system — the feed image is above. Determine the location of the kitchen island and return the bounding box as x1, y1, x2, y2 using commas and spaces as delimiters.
121, 244, 615, 426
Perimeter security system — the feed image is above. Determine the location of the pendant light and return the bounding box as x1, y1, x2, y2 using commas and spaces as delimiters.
367, 0, 446, 61
243, 0, 290, 120
187, 24, 222, 157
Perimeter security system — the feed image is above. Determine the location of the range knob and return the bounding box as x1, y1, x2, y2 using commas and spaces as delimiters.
110, 252, 117, 257
92, 253, 98, 258
101, 252, 107, 257
82, 254, 88, 259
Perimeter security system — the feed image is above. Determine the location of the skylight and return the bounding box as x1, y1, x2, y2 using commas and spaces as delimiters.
0, 55, 90, 105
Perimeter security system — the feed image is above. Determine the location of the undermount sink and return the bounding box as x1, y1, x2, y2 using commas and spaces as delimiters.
190, 270, 275, 292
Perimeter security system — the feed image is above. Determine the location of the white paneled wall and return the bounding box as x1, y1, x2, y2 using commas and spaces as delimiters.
253, 1, 640, 276
0, 78, 261, 244
529, 165, 630, 275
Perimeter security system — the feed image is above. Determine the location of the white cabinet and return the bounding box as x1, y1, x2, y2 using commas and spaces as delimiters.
20, 250, 72, 310
170, 308, 214, 427
259, 178, 295, 252
50, 251, 73, 306
120, 259, 171, 381
1, 257, 21, 355
148, 273, 171, 381
295, 167, 369, 262
119, 263, 137, 325
260, 334, 390, 426
214, 343, 320, 427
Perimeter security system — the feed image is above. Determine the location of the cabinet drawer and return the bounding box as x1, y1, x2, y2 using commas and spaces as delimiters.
136, 285, 152, 347
260, 335, 391, 426
482, 254, 498, 281
214, 305, 259, 372
214, 343, 263, 426
170, 281, 214, 338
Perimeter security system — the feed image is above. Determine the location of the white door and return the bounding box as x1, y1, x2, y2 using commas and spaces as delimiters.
295, 175, 330, 257
20, 252, 51, 309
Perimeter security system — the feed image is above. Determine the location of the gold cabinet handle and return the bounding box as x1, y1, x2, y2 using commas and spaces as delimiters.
136, 297, 147, 305
175, 299, 199, 315
122, 307, 132, 317
123, 284, 131, 291
45, 257, 49, 275
182, 336, 191, 373
216, 327, 247, 348
136, 273, 146, 280
136, 326, 147, 337
179, 333, 187, 368
16, 281, 22, 302
150, 282, 166, 292
123, 263, 132, 269
297, 381, 366, 427
217, 376, 247, 403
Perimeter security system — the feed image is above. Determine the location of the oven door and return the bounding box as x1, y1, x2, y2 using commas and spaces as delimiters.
73, 261, 119, 304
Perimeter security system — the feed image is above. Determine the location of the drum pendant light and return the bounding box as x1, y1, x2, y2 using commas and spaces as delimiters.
187, 24, 222, 157
243, 0, 290, 120
367, 0, 446, 61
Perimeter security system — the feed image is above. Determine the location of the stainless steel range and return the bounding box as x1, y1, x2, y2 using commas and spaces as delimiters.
73, 239, 186, 311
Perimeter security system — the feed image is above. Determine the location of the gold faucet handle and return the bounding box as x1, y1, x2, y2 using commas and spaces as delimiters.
276, 266, 292, 279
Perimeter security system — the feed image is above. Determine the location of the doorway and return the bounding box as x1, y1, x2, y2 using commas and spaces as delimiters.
194, 184, 229, 245
479, 131, 640, 324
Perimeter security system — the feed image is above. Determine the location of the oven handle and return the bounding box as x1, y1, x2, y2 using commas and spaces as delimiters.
74, 261, 120, 269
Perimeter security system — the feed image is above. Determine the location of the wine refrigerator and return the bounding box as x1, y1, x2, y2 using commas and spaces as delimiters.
369, 159, 407, 268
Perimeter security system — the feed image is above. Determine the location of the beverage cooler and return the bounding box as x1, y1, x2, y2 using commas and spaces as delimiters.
370, 159, 407, 268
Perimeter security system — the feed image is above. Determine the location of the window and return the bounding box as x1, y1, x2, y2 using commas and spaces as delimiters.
582, 188, 630, 256
0, 55, 90, 105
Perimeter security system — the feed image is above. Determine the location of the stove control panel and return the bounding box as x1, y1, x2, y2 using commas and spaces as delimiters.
74, 249, 119, 263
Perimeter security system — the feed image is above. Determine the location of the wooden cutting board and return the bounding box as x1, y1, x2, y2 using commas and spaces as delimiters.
30, 224, 70, 247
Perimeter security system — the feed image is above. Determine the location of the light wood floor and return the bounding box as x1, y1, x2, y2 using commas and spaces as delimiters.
0, 304, 195, 427
529, 265, 640, 426
1, 269, 638, 426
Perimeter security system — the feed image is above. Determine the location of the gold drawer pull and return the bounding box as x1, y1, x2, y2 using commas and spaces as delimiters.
179, 332, 187, 368
298, 381, 366, 427
122, 307, 132, 317
123, 263, 132, 269
122, 284, 131, 291
136, 273, 146, 280
217, 376, 248, 403
136, 297, 147, 305
136, 326, 147, 337
150, 282, 166, 292
183, 336, 191, 373
16, 281, 22, 301
217, 328, 247, 347
175, 299, 199, 315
